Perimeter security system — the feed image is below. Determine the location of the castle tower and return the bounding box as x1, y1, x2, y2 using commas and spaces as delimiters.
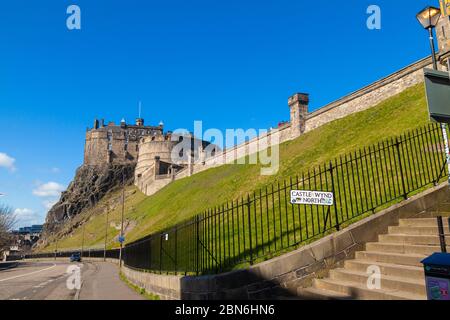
288, 93, 309, 139
84, 117, 163, 166
436, 14, 450, 69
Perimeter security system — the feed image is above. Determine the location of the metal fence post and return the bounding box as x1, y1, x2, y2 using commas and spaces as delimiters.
247, 195, 254, 265
196, 215, 200, 276
329, 161, 340, 231
174, 226, 178, 275
159, 234, 163, 274
437, 216, 447, 253
440, 123, 450, 185
395, 137, 408, 200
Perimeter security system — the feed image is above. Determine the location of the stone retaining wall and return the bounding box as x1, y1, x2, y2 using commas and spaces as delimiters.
121, 266, 182, 300
120, 183, 448, 300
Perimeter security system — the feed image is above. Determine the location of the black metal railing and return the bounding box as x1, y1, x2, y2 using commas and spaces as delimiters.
121, 123, 447, 275
28, 123, 448, 276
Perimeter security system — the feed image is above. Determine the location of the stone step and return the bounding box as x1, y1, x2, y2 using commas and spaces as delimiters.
366, 242, 449, 255
344, 260, 424, 280
297, 287, 351, 300
329, 269, 426, 296
388, 225, 450, 235
355, 250, 426, 267
378, 234, 444, 245
313, 278, 425, 300
399, 218, 450, 227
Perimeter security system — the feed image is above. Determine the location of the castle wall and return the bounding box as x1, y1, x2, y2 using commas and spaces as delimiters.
84, 121, 163, 167
304, 57, 435, 133
197, 124, 290, 170
134, 138, 176, 194
84, 131, 109, 165
135, 55, 443, 197
170, 57, 437, 184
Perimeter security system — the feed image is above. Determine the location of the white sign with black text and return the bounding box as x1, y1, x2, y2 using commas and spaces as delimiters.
290, 190, 334, 206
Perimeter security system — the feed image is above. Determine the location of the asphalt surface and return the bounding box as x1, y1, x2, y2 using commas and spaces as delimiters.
0, 260, 144, 300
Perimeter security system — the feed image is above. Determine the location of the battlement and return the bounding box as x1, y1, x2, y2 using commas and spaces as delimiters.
84, 118, 163, 166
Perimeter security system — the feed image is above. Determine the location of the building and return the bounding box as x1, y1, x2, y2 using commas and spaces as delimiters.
15, 225, 43, 235
84, 117, 164, 166
83, 117, 217, 195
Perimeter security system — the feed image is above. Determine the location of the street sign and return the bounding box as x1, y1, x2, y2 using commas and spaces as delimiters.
290, 190, 334, 206
441, 0, 450, 17
118, 236, 125, 243
424, 68, 450, 123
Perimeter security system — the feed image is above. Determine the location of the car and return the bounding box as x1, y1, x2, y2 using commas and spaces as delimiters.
70, 253, 81, 262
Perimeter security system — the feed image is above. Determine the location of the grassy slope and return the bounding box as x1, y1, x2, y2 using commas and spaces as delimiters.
41, 83, 430, 252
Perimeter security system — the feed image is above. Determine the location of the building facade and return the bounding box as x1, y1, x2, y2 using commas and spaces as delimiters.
83, 117, 164, 166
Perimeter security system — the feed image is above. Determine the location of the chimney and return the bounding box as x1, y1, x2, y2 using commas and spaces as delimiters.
288, 93, 309, 138
93, 119, 99, 130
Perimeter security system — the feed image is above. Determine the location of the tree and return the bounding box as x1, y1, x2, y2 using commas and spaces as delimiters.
0, 204, 16, 249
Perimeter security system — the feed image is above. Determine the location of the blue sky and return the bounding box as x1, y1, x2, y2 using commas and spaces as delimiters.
0, 0, 440, 227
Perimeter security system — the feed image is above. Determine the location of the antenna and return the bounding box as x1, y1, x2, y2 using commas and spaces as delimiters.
138, 101, 142, 119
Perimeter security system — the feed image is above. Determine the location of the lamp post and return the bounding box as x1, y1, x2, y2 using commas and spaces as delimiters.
118, 172, 126, 268
81, 223, 85, 258
103, 203, 109, 262
417, 5, 448, 253
416, 6, 442, 70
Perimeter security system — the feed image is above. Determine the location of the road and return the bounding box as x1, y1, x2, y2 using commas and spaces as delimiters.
0, 260, 144, 300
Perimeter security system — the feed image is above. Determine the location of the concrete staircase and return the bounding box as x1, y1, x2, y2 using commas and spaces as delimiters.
300, 216, 450, 300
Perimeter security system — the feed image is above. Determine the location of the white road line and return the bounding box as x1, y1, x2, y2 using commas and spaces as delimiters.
0, 264, 57, 283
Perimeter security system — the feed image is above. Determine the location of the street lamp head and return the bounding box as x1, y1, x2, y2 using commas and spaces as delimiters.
416, 6, 441, 29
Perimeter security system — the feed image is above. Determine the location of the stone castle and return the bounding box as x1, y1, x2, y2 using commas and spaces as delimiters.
44, 12, 450, 233
84, 117, 163, 166
83, 116, 216, 196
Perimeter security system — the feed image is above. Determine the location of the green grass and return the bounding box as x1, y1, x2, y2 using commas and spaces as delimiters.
119, 272, 160, 300
40, 83, 432, 255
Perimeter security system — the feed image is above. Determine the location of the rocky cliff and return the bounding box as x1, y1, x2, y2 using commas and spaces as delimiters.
42, 163, 135, 235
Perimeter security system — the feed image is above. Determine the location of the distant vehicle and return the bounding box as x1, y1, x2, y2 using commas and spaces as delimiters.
70, 253, 81, 262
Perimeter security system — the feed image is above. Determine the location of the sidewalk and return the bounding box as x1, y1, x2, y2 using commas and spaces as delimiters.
78, 261, 145, 300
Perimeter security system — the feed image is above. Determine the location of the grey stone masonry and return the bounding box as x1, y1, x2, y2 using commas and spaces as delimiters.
288, 93, 309, 139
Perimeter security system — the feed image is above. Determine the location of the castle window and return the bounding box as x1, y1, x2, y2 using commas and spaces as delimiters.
136, 145, 139, 152
107, 131, 113, 151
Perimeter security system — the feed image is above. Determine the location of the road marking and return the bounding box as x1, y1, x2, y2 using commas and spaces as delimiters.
0, 264, 57, 283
